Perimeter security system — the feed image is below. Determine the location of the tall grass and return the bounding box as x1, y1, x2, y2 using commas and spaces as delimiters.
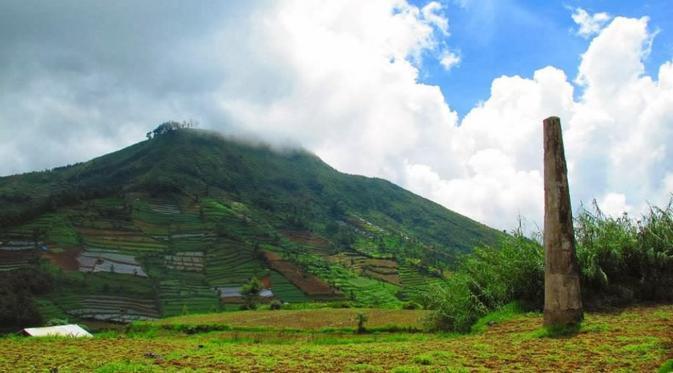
427, 200, 673, 332
423, 231, 542, 332
576, 201, 673, 306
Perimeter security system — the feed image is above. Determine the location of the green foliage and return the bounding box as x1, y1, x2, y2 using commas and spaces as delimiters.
576, 201, 673, 306
0, 267, 54, 329
429, 200, 673, 332
241, 276, 263, 310
469, 302, 525, 334
269, 300, 282, 310
46, 318, 70, 326
425, 232, 542, 332
659, 359, 673, 373
355, 312, 368, 334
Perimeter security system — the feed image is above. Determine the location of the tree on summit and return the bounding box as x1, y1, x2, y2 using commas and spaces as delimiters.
146, 120, 198, 140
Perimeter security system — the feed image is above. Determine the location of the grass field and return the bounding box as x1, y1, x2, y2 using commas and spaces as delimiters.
142, 308, 429, 332
1, 305, 671, 372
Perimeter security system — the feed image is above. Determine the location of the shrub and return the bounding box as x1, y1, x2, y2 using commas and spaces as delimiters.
355, 312, 368, 334
424, 231, 542, 332
428, 200, 673, 332
269, 300, 282, 310
402, 301, 422, 310
576, 201, 673, 306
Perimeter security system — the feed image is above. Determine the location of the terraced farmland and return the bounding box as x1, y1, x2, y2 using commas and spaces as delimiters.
206, 239, 263, 288
328, 252, 400, 285
77, 250, 147, 276
164, 251, 205, 272
0, 189, 454, 323
0, 247, 39, 272
158, 277, 219, 316
263, 251, 342, 300
268, 270, 309, 303
398, 263, 442, 300
77, 227, 166, 255
65, 295, 160, 322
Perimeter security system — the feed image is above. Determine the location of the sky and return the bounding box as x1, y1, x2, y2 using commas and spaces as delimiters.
1, 0, 672, 231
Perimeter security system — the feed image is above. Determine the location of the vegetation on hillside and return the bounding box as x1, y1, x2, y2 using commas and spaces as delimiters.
0, 127, 502, 262
426, 201, 673, 332
0, 267, 53, 329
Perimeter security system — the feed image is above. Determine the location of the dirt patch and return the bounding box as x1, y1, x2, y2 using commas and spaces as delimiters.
262, 251, 342, 298
44, 248, 81, 271
282, 230, 331, 250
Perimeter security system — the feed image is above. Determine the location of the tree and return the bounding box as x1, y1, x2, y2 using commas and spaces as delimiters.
241, 276, 263, 310
355, 312, 368, 334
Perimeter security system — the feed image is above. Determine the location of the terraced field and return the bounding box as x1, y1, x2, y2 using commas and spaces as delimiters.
65, 295, 161, 322
77, 250, 147, 276
263, 251, 342, 299
328, 252, 400, 285
398, 263, 442, 300
0, 191, 451, 323
0, 240, 40, 271
158, 277, 219, 316
268, 271, 309, 303
206, 239, 263, 288
164, 251, 205, 272
77, 227, 166, 255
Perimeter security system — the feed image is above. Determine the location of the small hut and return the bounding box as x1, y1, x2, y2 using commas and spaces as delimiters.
21, 324, 92, 338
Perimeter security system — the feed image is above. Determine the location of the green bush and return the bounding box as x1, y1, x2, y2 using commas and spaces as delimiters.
402, 301, 422, 310
427, 201, 673, 332
576, 201, 673, 306
424, 231, 542, 332
269, 300, 282, 310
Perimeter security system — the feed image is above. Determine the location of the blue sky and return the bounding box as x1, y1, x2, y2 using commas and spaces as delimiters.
411, 0, 673, 117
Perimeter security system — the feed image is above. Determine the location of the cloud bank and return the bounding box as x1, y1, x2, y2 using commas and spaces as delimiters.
1, 1, 672, 231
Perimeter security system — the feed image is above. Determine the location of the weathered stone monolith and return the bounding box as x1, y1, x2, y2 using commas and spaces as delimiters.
543, 116, 583, 326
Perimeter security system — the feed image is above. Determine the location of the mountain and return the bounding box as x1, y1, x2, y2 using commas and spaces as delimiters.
0, 126, 503, 324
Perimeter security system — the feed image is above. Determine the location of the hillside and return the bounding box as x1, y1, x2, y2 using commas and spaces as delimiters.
0, 126, 503, 324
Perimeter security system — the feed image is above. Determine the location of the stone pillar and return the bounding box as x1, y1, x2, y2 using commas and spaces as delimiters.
543, 116, 583, 326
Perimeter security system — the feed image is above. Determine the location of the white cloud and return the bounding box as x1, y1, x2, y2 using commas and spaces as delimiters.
421, 1, 449, 35
597, 193, 632, 217
571, 8, 611, 39
2, 1, 673, 233
439, 50, 461, 70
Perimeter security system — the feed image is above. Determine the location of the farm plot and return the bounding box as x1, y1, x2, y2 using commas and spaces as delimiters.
398, 264, 442, 300
170, 233, 215, 252
206, 239, 264, 288
2, 213, 68, 240
201, 198, 274, 242
164, 251, 205, 272
0, 240, 40, 271
77, 250, 147, 277
133, 196, 211, 239
268, 270, 309, 303
65, 295, 160, 322
148, 198, 181, 215
43, 248, 80, 271
263, 251, 342, 300
298, 255, 400, 307
282, 230, 333, 255
4, 213, 79, 247
77, 227, 166, 254
328, 252, 400, 285
158, 277, 219, 316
